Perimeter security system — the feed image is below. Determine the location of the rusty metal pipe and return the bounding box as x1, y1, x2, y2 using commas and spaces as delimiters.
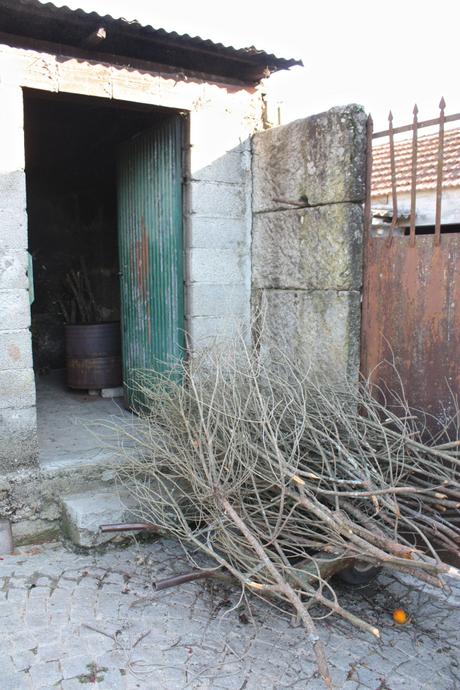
153, 569, 222, 591
99, 522, 159, 533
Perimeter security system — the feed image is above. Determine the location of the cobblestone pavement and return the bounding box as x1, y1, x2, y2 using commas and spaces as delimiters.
1, 539, 459, 690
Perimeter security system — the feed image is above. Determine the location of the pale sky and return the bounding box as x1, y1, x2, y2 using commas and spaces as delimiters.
47, 0, 460, 131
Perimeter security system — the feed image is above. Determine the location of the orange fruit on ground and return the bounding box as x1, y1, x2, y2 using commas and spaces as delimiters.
392, 608, 409, 624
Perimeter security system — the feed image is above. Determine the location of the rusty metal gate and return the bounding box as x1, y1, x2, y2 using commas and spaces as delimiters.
361, 102, 460, 432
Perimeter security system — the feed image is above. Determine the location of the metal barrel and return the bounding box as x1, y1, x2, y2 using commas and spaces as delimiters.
65, 322, 122, 389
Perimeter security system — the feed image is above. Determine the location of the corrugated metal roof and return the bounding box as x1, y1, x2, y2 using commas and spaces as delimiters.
0, 0, 302, 83
372, 127, 460, 196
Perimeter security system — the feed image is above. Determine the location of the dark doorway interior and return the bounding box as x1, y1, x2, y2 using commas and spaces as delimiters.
23, 89, 173, 466
24, 89, 171, 373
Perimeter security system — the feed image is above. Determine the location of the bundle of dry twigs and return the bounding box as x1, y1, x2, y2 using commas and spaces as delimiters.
58, 257, 102, 324
112, 337, 460, 688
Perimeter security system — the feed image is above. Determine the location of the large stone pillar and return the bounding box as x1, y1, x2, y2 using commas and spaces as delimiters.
251, 105, 367, 382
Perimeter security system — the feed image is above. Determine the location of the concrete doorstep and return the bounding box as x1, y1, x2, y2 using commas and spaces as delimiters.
60, 488, 139, 548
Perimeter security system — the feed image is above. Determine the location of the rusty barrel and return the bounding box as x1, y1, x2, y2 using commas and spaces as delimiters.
65, 322, 122, 390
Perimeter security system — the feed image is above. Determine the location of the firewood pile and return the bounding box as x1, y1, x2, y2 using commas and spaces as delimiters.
113, 340, 460, 688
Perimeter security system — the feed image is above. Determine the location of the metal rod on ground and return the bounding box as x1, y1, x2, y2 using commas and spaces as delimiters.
99, 523, 159, 533
153, 569, 224, 591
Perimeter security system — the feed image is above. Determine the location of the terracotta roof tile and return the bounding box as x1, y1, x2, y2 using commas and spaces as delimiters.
371, 127, 460, 196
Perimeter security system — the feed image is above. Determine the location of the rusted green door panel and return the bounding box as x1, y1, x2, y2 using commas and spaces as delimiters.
117, 115, 184, 409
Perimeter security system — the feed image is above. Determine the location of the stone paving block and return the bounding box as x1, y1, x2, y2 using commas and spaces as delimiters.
28, 660, 61, 688
2, 672, 32, 690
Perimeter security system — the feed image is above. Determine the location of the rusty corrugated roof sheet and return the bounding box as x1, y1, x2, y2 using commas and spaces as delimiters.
0, 0, 302, 83
372, 127, 460, 196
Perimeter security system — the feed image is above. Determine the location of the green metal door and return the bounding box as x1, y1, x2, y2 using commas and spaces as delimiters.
117, 115, 184, 409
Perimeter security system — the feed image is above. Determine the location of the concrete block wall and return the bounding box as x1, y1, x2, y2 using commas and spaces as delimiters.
251, 105, 368, 382
0, 84, 38, 472
186, 103, 257, 347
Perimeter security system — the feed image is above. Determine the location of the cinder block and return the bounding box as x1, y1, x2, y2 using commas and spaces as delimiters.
0, 86, 25, 174
187, 217, 247, 249
0, 206, 28, 250
0, 85, 25, 130
0, 368, 36, 409
189, 315, 245, 349
252, 105, 367, 212
256, 289, 361, 383
187, 283, 248, 318
188, 248, 249, 285
190, 180, 245, 218
190, 109, 253, 168
0, 251, 28, 289
0, 290, 31, 329
0, 170, 27, 213
0, 330, 33, 369
100, 387, 124, 398
191, 150, 245, 184
0, 406, 38, 472
253, 204, 363, 291
0, 171, 28, 251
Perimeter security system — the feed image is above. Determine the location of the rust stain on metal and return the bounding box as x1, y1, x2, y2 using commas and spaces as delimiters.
409, 104, 418, 247
361, 234, 460, 432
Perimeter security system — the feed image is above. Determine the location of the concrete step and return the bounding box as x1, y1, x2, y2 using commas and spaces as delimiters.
61, 487, 139, 548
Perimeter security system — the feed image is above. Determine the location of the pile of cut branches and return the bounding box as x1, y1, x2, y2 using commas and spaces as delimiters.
112, 339, 460, 688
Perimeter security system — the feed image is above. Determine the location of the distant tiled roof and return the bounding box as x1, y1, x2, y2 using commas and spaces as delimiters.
371, 127, 460, 196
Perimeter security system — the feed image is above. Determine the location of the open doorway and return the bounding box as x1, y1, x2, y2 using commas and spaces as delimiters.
24, 90, 184, 468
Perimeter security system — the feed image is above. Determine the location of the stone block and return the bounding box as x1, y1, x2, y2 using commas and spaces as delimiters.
60, 489, 139, 547
188, 247, 249, 285
0, 289, 31, 329
256, 289, 361, 382
0, 251, 28, 289
252, 204, 363, 290
187, 217, 247, 249
190, 180, 245, 218
100, 387, 124, 399
0, 406, 38, 472
0, 368, 36, 409
0, 330, 33, 370
252, 105, 367, 212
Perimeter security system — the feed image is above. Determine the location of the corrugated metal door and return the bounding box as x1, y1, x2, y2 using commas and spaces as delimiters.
117, 115, 184, 409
